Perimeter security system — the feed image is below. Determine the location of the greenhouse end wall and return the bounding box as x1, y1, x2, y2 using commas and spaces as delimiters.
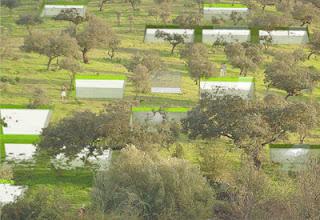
202, 29, 251, 44
76, 87, 124, 99
42, 5, 86, 17
259, 30, 309, 44
132, 111, 188, 124
203, 8, 248, 20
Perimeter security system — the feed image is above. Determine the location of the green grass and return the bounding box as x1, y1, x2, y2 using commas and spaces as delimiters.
0, 0, 320, 212
203, 3, 247, 8
202, 76, 254, 82
75, 74, 127, 80
0, 179, 15, 184
132, 106, 191, 112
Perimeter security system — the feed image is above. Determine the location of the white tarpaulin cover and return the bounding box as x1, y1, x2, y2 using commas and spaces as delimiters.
259, 30, 309, 44
0, 184, 26, 205
0, 109, 51, 135
76, 79, 125, 99
42, 5, 86, 17
200, 81, 254, 99
145, 28, 195, 43
202, 29, 251, 44
5, 144, 36, 160
203, 7, 248, 20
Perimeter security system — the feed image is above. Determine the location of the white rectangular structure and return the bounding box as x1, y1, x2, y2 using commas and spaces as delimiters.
0, 184, 27, 205
270, 147, 320, 170
151, 87, 182, 94
259, 30, 309, 44
5, 144, 36, 160
76, 79, 125, 99
202, 29, 251, 44
0, 109, 52, 135
132, 108, 189, 124
203, 7, 248, 20
42, 5, 86, 17
145, 28, 195, 43
200, 78, 255, 100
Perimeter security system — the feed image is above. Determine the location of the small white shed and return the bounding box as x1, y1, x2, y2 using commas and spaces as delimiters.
42, 5, 86, 17
203, 3, 249, 20
0, 109, 52, 135
202, 29, 251, 44
75, 75, 126, 99
144, 28, 195, 43
259, 29, 309, 44
200, 77, 255, 100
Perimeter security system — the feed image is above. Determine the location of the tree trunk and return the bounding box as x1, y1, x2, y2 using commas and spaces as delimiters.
47, 57, 53, 70
69, 72, 76, 91
171, 44, 177, 54
82, 48, 89, 64
252, 152, 262, 170
285, 93, 292, 100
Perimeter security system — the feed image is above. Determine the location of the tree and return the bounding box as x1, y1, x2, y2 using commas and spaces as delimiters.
155, 30, 186, 54
1, 188, 71, 220
148, 2, 171, 24
127, 0, 141, 11
126, 51, 162, 73
194, 0, 204, 12
281, 102, 319, 144
291, 158, 320, 219
308, 31, 320, 59
22, 31, 79, 70
106, 33, 120, 60
76, 16, 112, 63
0, 0, 19, 10
39, 111, 107, 158
264, 53, 320, 99
180, 43, 215, 85
254, 0, 276, 10
28, 88, 49, 108
225, 43, 263, 76
129, 64, 151, 97
292, 2, 318, 26
16, 13, 42, 34
213, 161, 292, 220
92, 146, 214, 219
182, 95, 317, 168
59, 57, 81, 91
173, 13, 202, 28
99, 0, 110, 11
249, 11, 292, 32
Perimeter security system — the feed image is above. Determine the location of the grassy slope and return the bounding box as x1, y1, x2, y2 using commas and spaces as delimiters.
0, 0, 320, 210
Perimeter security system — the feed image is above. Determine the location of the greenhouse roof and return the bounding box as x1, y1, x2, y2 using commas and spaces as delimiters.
204, 3, 247, 8
0, 184, 27, 205
132, 107, 191, 113
75, 74, 126, 80
203, 29, 250, 35
202, 77, 254, 82
270, 144, 320, 149
44, 0, 88, 5
0, 109, 51, 135
76, 80, 125, 89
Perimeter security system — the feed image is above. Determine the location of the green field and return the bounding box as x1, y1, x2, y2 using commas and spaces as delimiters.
1, 0, 320, 213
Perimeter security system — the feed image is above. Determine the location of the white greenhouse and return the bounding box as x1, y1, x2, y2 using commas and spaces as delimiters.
75, 75, 126, 99
203, 4, 249, 20
132, 107, 190, 124
202, 29, 251, 44
200, 77, 255, 100
42, 5, 86, 17
0, 109, 52, 135
0, 184, 27, 206
270, 144, 320, 170
151, 71, 182, 94
144, 28, 195, 43
259, 29, 309, 44
4, 144, 36, 161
